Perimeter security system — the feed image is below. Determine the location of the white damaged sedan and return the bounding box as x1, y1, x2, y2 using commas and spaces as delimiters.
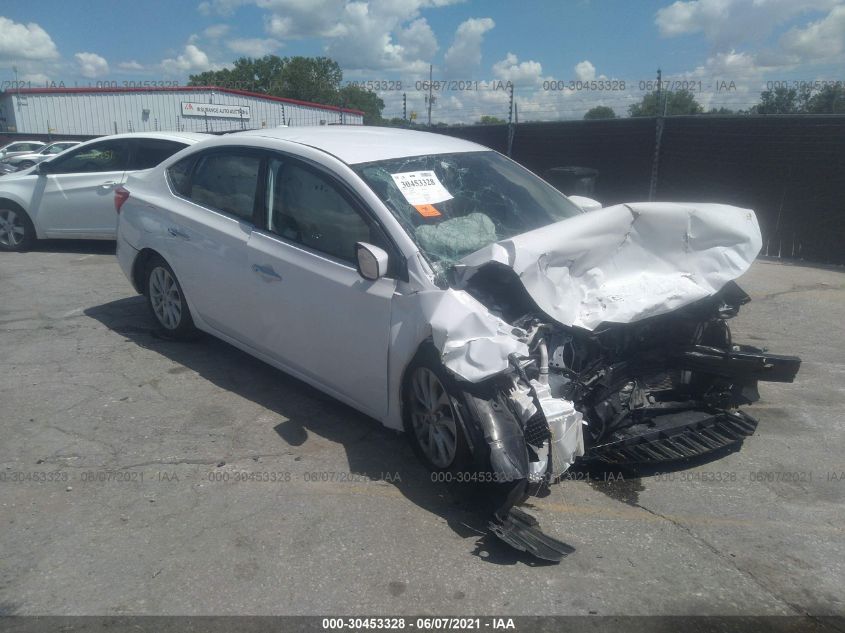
116, 126, 800, 560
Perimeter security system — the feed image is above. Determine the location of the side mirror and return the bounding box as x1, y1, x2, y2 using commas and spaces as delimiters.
355, 242, 389, 281
34, 162, 48, 175
568, 195, 602, 213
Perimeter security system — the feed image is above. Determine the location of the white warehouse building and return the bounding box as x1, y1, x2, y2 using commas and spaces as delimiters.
0, 86, 364, 135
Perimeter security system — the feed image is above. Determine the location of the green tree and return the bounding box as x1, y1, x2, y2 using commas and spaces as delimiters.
189, 55, 384, 122
476, 115, 506, 124
806, 84, 845, 113
583, 105, 616, 119
750, 86, 812, 114
628, 89, 703, 116
337, 84, 385, 125
705, 107, 736, 115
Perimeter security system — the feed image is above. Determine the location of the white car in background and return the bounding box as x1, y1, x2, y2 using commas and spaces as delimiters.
0, 140, 46, 160
0, 132, 207, 251
0, 141, 82, 172
114, 126, 799, 560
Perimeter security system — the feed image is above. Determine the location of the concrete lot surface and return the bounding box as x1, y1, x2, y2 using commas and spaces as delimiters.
0, 241, 843, 617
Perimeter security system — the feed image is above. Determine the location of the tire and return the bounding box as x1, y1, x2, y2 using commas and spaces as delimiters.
403, 346, 472, 472
18, 161, 34, 170
144, 255, 197, 339
0, 205, 35, 252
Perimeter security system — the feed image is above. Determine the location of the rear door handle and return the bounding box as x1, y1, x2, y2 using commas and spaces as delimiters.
252, 264, 282, 281
167, 227, 190, 240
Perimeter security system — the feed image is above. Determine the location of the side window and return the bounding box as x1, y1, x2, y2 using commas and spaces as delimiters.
47, 141, 130, 174
166, 156, 194, 197
128, 139, 188, 170
266, 158, 384, 264
188, 152, 261, 223
12, 143, 41, 152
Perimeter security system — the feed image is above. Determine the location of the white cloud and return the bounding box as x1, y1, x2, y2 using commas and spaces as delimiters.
780, 4, 845, 62
261, 0, 347, 38
198, 0, 249, 16
443, 17, 495, 75
574, 60, 596, 81
161, 44, 213, 75
0, 17, 59, 61
75, 52, 109, 78
397, 18, 438, 60
204, 23, 231, 39
118, 60, 145, 71
655, 0, 840, 48
226, 37, 281, 57
258, 1, 451, 73
20, 72, 50, 84
492, 53, 544, 87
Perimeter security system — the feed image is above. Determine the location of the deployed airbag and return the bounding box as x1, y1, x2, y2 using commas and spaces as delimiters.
456, 202, 762, 331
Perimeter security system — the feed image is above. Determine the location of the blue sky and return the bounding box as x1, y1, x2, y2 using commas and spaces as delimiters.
1, 0, 843, 121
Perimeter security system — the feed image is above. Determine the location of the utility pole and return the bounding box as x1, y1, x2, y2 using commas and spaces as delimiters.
506, 82, 515, 157
508, 81, 514, 124
656, 68, 662, 111
426, 64, 435, 126
402, 92, 407, 121
649, 68, 665, 201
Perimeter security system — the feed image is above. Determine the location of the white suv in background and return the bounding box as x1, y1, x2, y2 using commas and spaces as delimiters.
0, 132, 207, 251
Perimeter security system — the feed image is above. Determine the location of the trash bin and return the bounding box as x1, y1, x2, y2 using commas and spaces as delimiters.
543, 166, 598, 196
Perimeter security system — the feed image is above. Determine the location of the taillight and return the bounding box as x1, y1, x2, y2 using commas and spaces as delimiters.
114, 186, 130, 213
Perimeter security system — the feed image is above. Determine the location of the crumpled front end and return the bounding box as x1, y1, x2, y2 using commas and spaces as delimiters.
406, 202, 800, 560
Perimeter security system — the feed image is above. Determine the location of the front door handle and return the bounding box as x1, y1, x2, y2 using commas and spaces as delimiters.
252, 263, 282, 281
167, 227, 190, 240
100, 181, 118, 189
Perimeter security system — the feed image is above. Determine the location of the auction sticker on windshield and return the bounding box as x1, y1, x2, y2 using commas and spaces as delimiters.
390, 171, 453, 206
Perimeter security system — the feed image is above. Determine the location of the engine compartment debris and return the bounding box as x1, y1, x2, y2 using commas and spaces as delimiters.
413, 202, 800, 560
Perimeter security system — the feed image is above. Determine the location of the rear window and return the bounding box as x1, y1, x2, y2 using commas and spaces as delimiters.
167, 156, 195, 197
129, 139, 188, 170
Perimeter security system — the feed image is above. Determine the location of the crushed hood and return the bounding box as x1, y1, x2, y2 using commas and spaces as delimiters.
455, 202, 762, 331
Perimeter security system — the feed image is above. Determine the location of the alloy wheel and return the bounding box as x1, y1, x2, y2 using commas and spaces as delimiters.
409, 366, 458, 468
0, 209, 25, 248
149, 266, 183, 330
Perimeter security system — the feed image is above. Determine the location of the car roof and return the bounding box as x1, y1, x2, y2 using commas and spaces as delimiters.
233, 125, 489, 164
84, 131, 210, 144
2, 140, 46, 148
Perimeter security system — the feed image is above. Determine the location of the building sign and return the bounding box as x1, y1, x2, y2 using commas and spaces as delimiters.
181, 102, 251, 119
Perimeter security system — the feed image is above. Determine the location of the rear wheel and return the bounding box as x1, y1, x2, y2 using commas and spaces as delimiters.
144, 256, 197, 339
0, 206, 35, 252
403, 349, 471, 472
17, 160, 34, 170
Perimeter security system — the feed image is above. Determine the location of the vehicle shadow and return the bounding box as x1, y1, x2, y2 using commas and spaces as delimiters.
84, 295, 552, 566
569, 444, 745, 508
31, 239, 116, 254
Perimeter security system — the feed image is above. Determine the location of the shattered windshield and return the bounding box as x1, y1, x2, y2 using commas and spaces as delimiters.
353, 151, 582, 277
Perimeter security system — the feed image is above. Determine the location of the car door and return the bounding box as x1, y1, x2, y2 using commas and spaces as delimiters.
247, 155, 396, 419
30, 139, 130, 237
160, 148, 263, 347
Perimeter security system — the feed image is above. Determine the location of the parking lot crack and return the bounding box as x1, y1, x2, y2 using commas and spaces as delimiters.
632, 501, 827, 621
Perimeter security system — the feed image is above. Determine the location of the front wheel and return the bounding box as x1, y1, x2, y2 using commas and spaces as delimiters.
403, 350, 471, 472
144, 256, 197, 339
0, 206, 35, 252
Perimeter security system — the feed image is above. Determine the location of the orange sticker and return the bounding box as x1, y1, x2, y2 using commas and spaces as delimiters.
414, 204, 442, 217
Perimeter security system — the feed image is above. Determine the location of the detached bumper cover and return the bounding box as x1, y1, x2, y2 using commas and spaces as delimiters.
588, 409, 759, 464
